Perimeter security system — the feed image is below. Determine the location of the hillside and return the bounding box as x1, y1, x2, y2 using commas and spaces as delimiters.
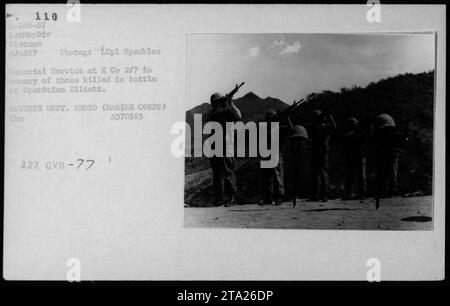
234, 92, 289, 122
184, 92, 291, 176
185, 71, 435, 206
185, 91, 290, 128
288, 71, 434, 197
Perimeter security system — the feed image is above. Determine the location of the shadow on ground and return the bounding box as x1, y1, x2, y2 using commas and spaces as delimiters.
401, 216, 432, 222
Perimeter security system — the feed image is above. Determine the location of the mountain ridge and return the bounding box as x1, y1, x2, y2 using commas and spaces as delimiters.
185, 71, 435, 206
185, 91, 291, 126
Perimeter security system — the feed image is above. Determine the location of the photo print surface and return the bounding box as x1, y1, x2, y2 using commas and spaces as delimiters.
184, 33, 435, 230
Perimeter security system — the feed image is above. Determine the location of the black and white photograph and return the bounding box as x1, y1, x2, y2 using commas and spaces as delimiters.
2, 3, 445, 285
184, 33, 435, 230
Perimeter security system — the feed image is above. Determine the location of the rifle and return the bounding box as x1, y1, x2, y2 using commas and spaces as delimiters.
214, 82, 245, 113
278, 98, 304, 119
227, 82, 245, 98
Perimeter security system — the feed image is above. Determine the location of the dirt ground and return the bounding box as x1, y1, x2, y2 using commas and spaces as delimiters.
184, 195, 433, 230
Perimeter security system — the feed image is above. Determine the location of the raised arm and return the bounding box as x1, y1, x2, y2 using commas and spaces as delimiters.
225, 95, 242, 120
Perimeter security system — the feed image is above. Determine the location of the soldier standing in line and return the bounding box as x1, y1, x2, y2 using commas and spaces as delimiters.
285, 125, 309, 207
307, 109, 336, 202
206, 84, 243, 207
258, 110, 290, 206
341, 117, 367, 202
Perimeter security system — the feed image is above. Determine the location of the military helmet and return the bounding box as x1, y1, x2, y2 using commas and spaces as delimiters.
289, 125, 308, 140
265, 109, 278, 121
374, 114, 396, 130
210, 92, 224, 104
346, 117, 359, 129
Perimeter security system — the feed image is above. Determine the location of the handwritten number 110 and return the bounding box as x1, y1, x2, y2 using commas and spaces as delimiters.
35, 12, 57, 21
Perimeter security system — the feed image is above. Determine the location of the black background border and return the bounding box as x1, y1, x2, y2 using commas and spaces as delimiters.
0, 0, 447, 302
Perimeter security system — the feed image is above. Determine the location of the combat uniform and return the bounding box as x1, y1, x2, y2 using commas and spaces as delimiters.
342, 117, 366, 200
342, 119, 367, 200
206, 102, 239, 206
310, 111, 335, 201
285, 125, 309, 207
259, 112, 288, 205
374, 126, 400, 199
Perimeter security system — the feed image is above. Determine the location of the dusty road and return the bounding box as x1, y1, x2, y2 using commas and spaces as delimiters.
184, 195, 432, 230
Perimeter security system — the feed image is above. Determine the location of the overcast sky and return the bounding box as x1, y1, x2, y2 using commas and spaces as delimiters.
186, 33, 435, 109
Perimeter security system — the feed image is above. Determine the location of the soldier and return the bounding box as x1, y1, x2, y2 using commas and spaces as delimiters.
258, 110, 289, 206
285, 125, 309, 207
341, 117, 367, 202
373, 114, 406, 209
308, 109, 336, 202
207, 87, 242, 207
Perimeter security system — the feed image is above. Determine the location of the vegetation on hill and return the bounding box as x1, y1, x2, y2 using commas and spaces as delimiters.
185, 71, 434, 206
